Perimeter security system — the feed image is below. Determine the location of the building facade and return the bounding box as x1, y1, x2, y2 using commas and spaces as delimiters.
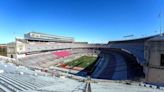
24, 32, 74, 42
145, 36, 164, 85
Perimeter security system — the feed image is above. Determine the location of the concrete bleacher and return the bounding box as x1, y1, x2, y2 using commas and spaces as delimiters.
0, 60, 91, 92
106, 35, 159, 66
24, 42, 101, 53
0, 60, 57, 92
91, 48, 144, 80
18, 49, 98, 69
108, 42, 145, 65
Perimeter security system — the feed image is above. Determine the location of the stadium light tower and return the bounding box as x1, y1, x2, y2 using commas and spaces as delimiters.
159, 11, 163, 36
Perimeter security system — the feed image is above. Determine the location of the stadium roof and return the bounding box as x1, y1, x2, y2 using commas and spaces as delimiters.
108, 34, 164, 43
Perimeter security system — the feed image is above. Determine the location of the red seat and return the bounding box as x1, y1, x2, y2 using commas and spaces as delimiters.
53, 51, 71, 58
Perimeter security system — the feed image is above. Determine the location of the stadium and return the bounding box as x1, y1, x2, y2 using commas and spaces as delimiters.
0, 32, 164, 92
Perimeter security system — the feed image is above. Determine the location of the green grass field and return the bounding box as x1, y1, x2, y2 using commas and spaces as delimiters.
66, 56, 97, 68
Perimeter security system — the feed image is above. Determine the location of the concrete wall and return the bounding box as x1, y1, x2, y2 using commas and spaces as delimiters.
145, 38, 164, 85
147, 68, 164, 83
7, 42, 16, 58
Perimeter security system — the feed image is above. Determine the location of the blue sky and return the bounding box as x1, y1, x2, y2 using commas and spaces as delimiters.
0, 0, 163, 43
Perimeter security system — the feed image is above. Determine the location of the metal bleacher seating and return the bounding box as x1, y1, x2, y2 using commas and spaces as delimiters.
0, 59, 91, 92
0, 60, 57, 92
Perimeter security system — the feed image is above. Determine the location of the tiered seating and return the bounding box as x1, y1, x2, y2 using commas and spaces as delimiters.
18, 49, 98, 68
92, 49, 144, 80
24, 42, 99, 53
18, 52, 56, 67
53, 50, 71, 58
92, 53, 119, 79
108, 42, 145, 64
0, 60, 88, 92
0, 61, 56, 92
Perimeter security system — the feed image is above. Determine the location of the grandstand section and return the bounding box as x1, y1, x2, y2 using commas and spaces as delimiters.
90, 36, 155, 80
7, 32, 101, 71
24, 32, 74, 42
91, 48, 144, 80
107, 35, 158, 65
7, 33, 102, 59
0, 58, 163, 92
5, 32, 164, 89
0, 60, 87, 92
17, 49, 99, 69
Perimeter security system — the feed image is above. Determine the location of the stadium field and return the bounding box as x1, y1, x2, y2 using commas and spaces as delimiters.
66, 56, 97, 68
